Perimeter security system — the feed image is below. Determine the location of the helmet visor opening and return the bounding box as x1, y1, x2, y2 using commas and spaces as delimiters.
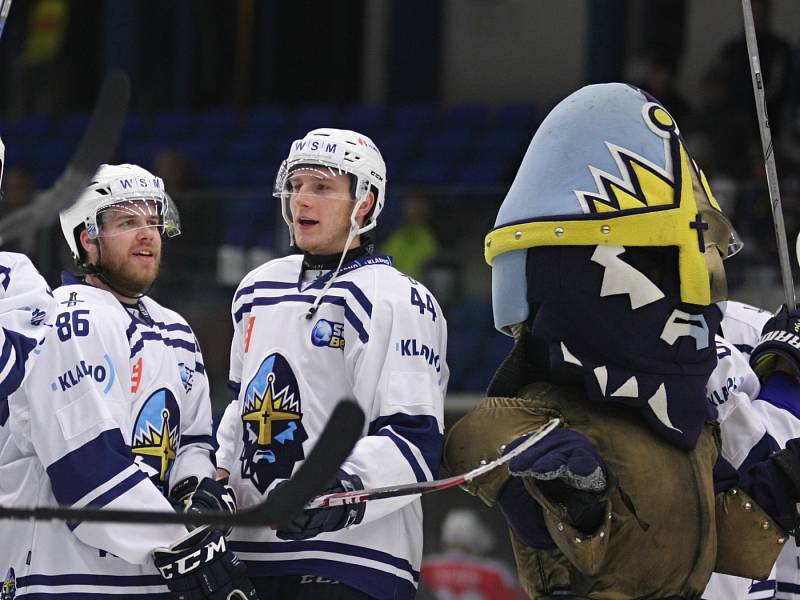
92, 196, 181, 239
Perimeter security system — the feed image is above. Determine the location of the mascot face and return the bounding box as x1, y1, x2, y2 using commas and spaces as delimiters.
486, 83, 735, 449
240, 353, 308, 493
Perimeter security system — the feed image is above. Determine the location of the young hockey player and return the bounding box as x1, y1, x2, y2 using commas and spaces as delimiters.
0, 164, 257, 599
444, 83, 800, 599
215, 128, 449, 599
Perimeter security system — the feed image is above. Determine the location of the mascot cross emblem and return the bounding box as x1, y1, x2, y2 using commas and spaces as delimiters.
242, 372, 300, 445
131, 408, 176, 481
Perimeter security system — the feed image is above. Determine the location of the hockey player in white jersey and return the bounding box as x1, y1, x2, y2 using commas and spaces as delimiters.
215, 128, 449, 599
0, 164, 257, 599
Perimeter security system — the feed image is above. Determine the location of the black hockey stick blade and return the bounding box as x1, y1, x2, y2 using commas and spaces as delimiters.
0, 70, 130, 246
0, 399, 364, 529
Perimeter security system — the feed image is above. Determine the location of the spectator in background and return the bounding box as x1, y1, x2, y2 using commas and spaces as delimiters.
382, 191, 439, 282
0, 165, 35, 255
708, 0, 791, 145
419, 508, 526, 600
637, 52, 693, 126
8, 0, 69, 117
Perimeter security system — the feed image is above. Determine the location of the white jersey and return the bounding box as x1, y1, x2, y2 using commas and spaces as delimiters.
0, 252, 55, 430
216, 253, 448, 600
703, 301, 800, 600
0, 274, 214, 598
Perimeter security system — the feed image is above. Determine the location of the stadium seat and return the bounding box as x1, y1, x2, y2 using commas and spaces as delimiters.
152, 110, 195, 139
246, 106, 288, 134
493, 102, 539, 131
389, 103, 436, 131
195, 108, 239, 137
293, 104, 339, 133
441, 104, 489, 131
54, 112, 91, 140
341, 104, 387, 134
222, 135, 268, 164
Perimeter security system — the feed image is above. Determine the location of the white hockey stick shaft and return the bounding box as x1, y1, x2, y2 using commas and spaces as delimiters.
306, 417, 560, 509
741, 0, 795, 309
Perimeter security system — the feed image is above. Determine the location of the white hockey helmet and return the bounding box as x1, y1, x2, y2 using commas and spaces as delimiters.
273, 128, 387, 244
59, 163, 180, 264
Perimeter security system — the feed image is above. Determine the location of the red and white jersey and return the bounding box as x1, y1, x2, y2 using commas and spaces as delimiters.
420, 551, 527, 600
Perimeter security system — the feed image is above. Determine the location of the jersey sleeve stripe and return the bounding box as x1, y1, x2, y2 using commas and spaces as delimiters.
0, 327, 38, 398
129, 331, 196, 359
227, 379, 241, 396
181, 434, 214, 448
374, 428, 427, 482
67, 470, 149, 530
195, 361, 206, 374
368, 413, 443, 478
234, 281, 296, 302
738, 431, 780, 474
46, 429, 140, 506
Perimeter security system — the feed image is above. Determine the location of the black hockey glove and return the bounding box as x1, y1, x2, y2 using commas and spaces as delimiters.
170, 477, 237, 535
751, 305, 800, 381
153, 526, 258, 600
273, 469, 366, 541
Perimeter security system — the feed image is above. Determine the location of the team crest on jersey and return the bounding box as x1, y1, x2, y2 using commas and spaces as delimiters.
240, 353, 308, 493
311, 319, 345, 350
1, 568, 15, 600
131, 388, 180, 492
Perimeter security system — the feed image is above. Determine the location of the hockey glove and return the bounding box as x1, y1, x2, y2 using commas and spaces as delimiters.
506, 428, 610, 534
170, 477, 237, 535
153, 526, 258, 600
273, 469, 366, 540
750, 305, 800, 381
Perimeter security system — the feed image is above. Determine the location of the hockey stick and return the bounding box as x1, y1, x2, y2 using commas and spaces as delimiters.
741, 0, 795, 310
0, 400, 364, 529
0, 70, 130, 246
306, 417, 560, 509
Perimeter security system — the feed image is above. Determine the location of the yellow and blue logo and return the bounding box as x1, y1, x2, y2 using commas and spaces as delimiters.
131, 388, 179, 490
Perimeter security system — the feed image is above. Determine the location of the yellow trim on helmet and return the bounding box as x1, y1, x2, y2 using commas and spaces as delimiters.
484, 144, 723, 306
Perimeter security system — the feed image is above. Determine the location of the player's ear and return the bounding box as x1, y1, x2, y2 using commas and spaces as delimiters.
79, 228, 97, 261
355, 191, 375, 223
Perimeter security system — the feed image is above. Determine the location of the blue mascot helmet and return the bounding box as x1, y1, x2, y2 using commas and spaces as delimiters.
487, 83, 737, 335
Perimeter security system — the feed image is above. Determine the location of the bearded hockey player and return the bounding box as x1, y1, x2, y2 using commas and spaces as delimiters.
0, 164, 257, 599
444, 83, 800, 599
215, 128, 448, 599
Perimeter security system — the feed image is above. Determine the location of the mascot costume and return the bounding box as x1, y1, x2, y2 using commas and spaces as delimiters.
445, 83, 800, 599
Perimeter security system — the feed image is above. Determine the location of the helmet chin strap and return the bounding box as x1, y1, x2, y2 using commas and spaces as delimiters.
82, 241, 150, 301
304, 196, 366, 320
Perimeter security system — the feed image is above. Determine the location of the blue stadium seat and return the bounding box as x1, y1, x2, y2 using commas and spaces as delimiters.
421, 130, 473, 162
222, 135, 268, 164
246, 106, 288, 134
494, 102, 539, 131
54, 112, 91, 140
389, 103, 436, 131
11, 114, 51, 140
119, 139, 165, 170
403, 158, 453, 186
293, 104, 339, 133
341, 104, 387, 134
374, 131, 418, 165
178, 137, 218, 167
122, 111, 148, 139
203, 164, 244, 188
152, 110, 194, 139
442, 104, 489, 131
195, 108, 238, 137
453, 159, 511, 186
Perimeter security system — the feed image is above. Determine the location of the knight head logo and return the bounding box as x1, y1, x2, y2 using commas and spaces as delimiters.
240, 353, 308, 493
1, 568, 15, 600
131, 388, 180, 491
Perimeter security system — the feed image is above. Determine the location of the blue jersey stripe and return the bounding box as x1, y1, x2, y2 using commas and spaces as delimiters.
67, 470, 149, 530
749, 579, 775, 592
235, 295, 369, 343
756, 372, 800, 421
235, 280, 373, 316
733, 343, 754, 355
369, 413, 443, 479
227, 379, 241, 396
18, 573, 164, 587
16, 594, 168, 600
235, 281, 296, 301
376, 428, 427, 483
777, 581, 800, 593
244, 558, 417, 599
232, 538, 419, 577
0, 264, 11, 290
46, 430, 136, 506
195, 361, 206, 374
0, 327, 38, 399
130, 331, 196, 359
738, 431, 780, 474
181, 434, 213, 447
0, 396, 8, 427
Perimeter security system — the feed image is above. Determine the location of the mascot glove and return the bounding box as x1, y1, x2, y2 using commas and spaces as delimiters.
153, 526, 258, 600
751, 305, 800, 381
507, 428, 607, 493
273, 469, 366, 541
